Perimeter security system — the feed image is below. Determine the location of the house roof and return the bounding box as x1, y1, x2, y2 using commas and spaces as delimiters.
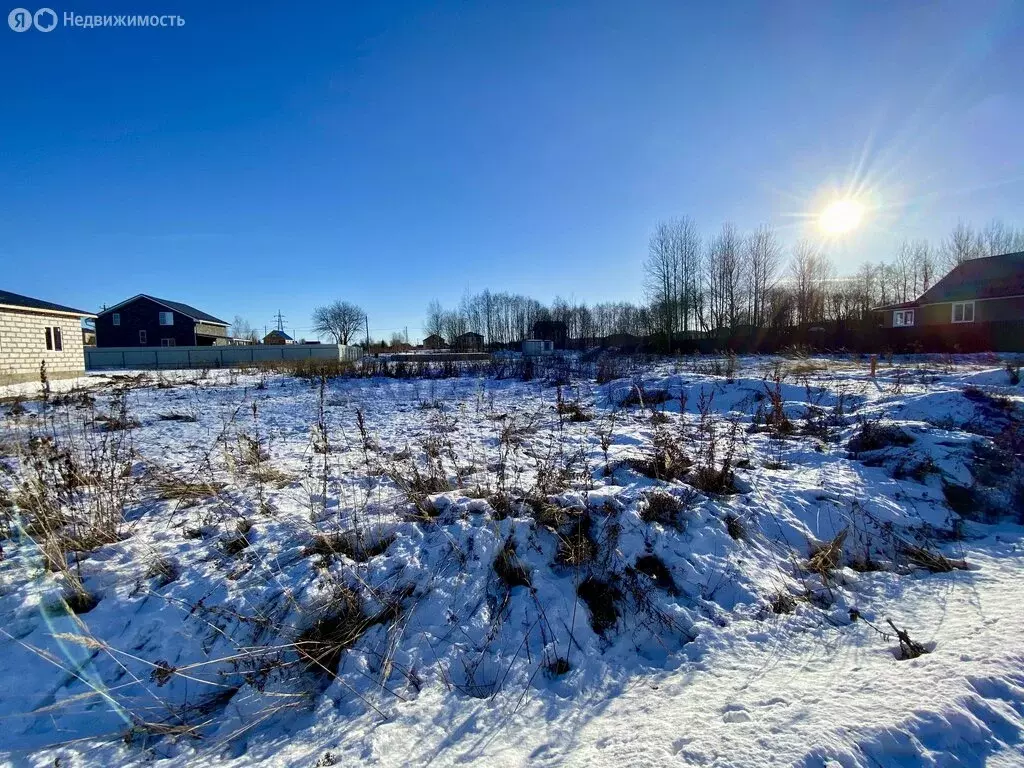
0, 289, 95, 317
872, 300, 918, 312
99, 294, 229, 326
265, 330, 293, 340
456, 331, 484, 338
916, 251, 1024, 305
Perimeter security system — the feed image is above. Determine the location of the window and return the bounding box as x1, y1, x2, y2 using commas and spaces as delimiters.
112, 312, 121, 326
161, 338, 176, 347
159, 311, 174, 326
139, 330, 148, 344
893, 309, 915, 327
952, 301, 975, 323
44, 327, 63, 351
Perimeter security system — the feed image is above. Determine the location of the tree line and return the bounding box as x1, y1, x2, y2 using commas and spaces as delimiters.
421, 218, 1022, 347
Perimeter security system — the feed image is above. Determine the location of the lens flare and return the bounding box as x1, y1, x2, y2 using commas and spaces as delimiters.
818, 199, 865, 235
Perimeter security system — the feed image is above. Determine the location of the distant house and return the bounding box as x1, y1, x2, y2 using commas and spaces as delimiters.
532, 320, 568, 349
0, 289, 95, 384
95, 295, 229, 347
423, 333, 447, 350
876, 251, 1024, 329
263, 330, 294, 345
452, 331, 484, 352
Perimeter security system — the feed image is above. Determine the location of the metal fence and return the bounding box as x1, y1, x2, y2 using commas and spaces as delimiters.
86, 343, 361, 371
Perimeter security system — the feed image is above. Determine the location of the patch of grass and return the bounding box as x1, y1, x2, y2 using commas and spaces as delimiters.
555, 515, 598, 567
303, 531, 395, 563
619, 386, 671, 408
152, 476, 226, 504
546, 657, 571, 676
145, 556, 180, 588
633, 553, 677, 594
724, 513, 745, 541
898, 542, 968, 573
220, 520, 252, 556
963, 386, 1014, 411
577, 577, 621, 635
157, 412, 198, 422
689, 463, 737, 495
806, 529, 847, 579
494, 538, 531, 589
768, 591, 797, 614
295, 586, 368, 678
639, 490, 689, 530
557, 400, 592, 422
847, 419, 914, 453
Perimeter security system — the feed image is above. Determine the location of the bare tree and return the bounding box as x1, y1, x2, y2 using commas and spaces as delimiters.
912, 240, 934, 294
230, 315, 259, 343
789, 241, 833, 324
644, 221, 680, 345
744, 225, 782, 327
940, 220, 984, 272
424, 300, 444, 339
311, 300, 364, 345
705, 223, 744, 330
980, 219, 1024, 257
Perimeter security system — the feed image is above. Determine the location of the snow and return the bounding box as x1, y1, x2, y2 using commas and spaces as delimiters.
0, 354, 1021, 766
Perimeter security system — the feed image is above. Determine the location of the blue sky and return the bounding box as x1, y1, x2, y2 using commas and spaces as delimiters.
2, 1, 1022, 341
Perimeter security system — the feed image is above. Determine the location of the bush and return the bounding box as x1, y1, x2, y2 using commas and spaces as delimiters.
847, 418, 914, 453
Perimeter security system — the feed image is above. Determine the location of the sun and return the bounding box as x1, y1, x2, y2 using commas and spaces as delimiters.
818, 199, 865, 235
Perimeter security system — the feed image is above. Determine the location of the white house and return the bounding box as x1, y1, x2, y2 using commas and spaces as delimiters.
0, 289, 95, 385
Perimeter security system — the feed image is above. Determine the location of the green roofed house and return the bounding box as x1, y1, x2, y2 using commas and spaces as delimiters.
876, 251, 1024, 330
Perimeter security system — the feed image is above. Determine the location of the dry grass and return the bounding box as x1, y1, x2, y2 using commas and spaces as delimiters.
806, 529, 848, 578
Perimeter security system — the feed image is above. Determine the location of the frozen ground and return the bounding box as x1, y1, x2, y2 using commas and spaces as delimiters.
0, 354, 1021, 767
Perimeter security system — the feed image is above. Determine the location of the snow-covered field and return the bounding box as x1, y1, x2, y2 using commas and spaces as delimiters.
0, 355, 1022, 767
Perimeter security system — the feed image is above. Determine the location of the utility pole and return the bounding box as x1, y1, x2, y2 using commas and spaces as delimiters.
273, 310, 286, 333
365, 315, 370, 349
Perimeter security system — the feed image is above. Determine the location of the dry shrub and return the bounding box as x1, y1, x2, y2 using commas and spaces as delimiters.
724, 513, 745, 541
558, 401, 592, 422
295, 586, 368, 678
619, 379, 671, 408
555, 514, 598, 566
768, 591, 797, 614
639, 490, 688, 530
806, 529, 848, 578
847, 418, 914, 454
898, 542, 968, 573
157, 412, 198, 422
577, 577, 621, 634
690, 463, 737, 495
493, 537, 531, 589
220, 519, 252, 556
528, 497, 574, 530
303, 531, 395, 563
887, 618, 929, 660
145, 556, 180, 587
633, 553, 677, 594
152, 475, 225, 504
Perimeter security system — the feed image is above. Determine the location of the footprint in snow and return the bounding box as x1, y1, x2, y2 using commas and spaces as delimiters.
722, 703, 752, 723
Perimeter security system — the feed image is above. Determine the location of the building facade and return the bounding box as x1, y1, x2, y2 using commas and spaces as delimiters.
0, 290, 94, 385
96, 295, 229, 347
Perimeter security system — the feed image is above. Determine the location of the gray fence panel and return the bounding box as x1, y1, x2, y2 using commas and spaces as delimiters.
86, 344, 357, 371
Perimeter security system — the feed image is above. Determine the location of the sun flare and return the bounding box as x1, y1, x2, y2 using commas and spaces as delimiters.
818, 199, 865, 235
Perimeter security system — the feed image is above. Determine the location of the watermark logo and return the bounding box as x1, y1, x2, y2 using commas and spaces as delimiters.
8, 7, 32, 30
8, 8, 184, 30
34, 6, 55, 30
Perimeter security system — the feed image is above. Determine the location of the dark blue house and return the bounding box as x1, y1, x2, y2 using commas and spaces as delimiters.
95, 295, 229, 347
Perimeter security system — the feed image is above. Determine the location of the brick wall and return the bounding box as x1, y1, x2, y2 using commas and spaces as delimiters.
0, 308, 87, 385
